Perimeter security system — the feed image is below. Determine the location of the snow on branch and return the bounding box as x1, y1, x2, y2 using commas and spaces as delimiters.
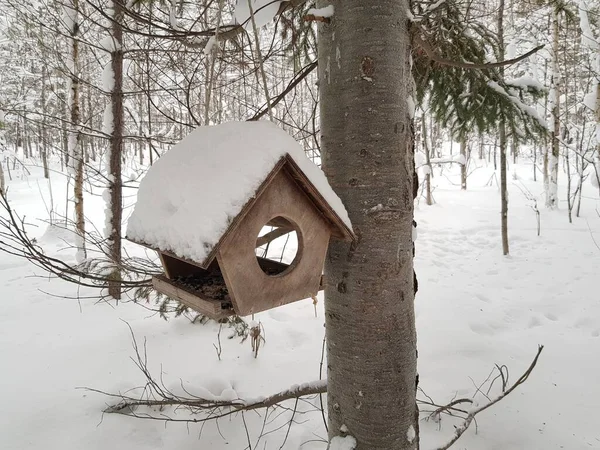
307, 5, 334, 17
488, 81, 548, 130
306, 5, 334, 22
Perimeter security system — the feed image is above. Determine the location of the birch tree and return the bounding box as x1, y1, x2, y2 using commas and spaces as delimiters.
65, 0, 87, 262
547, 6, 561, 208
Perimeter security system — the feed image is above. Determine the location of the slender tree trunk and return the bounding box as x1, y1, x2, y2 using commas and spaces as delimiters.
547, 8, 560, 208
107, 0, 124, 299
479, 133, 484, 160
460, 138, 467, 190
0, 160, 5, 196
40, 61, 50, 179
594, 67, 600, 194
533, 143, 537, 182
498, 0, 509, 255
68, 0, 87, 262
421, 115, 432, 205
319, 2, 418, 448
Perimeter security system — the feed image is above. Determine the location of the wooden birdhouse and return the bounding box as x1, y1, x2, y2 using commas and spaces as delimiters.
127, 121, 354, 320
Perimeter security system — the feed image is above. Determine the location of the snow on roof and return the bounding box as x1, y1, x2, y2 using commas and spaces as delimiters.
127, 121, 352, 263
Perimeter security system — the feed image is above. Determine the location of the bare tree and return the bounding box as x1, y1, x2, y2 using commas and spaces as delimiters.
498, 0, 509, 255
106, 0, 124, 299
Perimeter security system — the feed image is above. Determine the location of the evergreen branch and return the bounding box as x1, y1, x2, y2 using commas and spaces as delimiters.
412, 27, 544, 70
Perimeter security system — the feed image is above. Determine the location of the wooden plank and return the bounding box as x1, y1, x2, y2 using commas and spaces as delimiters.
217, 170, 330, 316
255, 226, 292, 248
152, 275, 234, 320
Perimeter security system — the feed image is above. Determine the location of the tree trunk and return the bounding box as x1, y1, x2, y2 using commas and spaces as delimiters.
107, 1, 124, 299
546, 8, 560, 208
460, 138, 467, 190
594, 67, 600, 195
421, 115, 432, 205
0, 160, 5, 196
318, 1, 418, 448
499, 0, 509, 255
40, 60, 50, 179
68, 0, 86, 262
533, 143, 537, 182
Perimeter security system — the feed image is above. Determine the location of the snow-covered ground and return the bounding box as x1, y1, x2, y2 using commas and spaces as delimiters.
1, 157, 599, 450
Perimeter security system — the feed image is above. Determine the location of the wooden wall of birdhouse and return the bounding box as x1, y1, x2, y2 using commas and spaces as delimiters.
216, 166, 332, 316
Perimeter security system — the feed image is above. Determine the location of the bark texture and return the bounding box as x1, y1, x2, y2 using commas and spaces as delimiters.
108, 1, 124, 299
498, 0, 509, 256
69, 0, 86, 260
547, 8, 560, 208
460, 138, 467, 190
421, 115, 432, 206
318, 1, 418, 449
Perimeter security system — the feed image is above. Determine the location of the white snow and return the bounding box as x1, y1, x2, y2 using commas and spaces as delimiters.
488, 81, 548, 129
407, 95, 416, 119
578, 0, 599, 51
102, 104, 113, 135
583, 84, 597, 112
127, 121, 353, 263
505, 76, 544, 91
427, 153, 466, 166
425, 0, 445, 13
62, 5, 76, 32
330, 435, 357, 450
406, 424, 416, 443
99, 36, 119, 53
234, 0, 282, 29
307, 5, 334, 18
203, 35, 217, 56
506, 42, 516, 60
169, 0, 180, 29
102, 63, 114, 92
1, 158, 600, 450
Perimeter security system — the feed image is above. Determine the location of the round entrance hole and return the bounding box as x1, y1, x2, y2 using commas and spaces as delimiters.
255, 216, 301, 276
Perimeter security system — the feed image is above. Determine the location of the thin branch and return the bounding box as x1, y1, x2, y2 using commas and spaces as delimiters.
435, 345, 544, 450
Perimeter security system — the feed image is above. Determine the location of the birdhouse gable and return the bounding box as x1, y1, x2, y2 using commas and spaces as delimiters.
127, 121, 354, 267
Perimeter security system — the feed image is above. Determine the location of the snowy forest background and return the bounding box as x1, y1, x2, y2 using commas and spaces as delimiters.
0, 0, 599, 449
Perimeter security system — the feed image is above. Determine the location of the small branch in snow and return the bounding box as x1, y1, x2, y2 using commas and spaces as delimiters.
91, 324, 326, 420
434, 346, 544, 450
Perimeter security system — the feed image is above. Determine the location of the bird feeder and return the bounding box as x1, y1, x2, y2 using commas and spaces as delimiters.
126, 121, 354, 319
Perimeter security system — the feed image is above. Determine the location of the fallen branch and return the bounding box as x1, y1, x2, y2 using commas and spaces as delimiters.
435, 345, 544, 450
94, 323, 544, 450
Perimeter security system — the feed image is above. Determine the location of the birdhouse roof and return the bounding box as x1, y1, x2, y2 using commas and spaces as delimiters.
126, 121, 353, 265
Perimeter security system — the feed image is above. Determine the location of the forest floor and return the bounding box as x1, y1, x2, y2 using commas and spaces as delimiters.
1, 156, 599, 450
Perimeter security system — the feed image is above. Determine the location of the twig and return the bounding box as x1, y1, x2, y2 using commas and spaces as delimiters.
586, 219, 600, 252
213, 323, 223, 361
435, 345, 544, 450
